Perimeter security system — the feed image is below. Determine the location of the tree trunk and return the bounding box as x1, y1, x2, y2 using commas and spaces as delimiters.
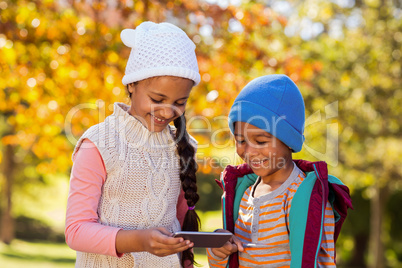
368, 182, 389, 268
143, 0, 149, 20
0, 144, 15, 244
348, 233, 368, 267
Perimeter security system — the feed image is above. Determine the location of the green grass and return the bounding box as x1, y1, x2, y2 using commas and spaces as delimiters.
0, 210, 222, 267
0, 240, 76, 268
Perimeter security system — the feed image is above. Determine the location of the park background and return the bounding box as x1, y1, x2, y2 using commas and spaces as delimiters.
1, 0, 401, 267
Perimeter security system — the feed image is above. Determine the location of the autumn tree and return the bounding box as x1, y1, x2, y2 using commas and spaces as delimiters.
0, 0, 230, 244
281, 0, 402, 266
0, 0, 139, 243
1, 0, 297, 244
3, 1, 401, 267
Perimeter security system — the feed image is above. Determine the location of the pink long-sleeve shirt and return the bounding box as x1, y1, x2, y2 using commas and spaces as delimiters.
65, 139, 189, 257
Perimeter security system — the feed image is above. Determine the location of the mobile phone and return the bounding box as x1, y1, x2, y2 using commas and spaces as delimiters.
173, 231, 232, 248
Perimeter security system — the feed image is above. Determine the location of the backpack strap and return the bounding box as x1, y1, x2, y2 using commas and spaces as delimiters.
232, 173, 258, 224
290, 161, 353, 267
217, 164, 255, 268
289, 171, 322, 268
217, 164, 254, 232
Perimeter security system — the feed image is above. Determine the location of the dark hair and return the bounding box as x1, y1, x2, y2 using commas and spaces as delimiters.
174, 113, 200, 266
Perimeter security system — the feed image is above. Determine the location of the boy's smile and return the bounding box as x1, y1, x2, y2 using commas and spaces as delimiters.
234, 122, 293, 184
249, 158, 270, 168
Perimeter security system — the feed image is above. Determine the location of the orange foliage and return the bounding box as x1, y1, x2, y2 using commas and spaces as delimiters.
1, 0, 311, 176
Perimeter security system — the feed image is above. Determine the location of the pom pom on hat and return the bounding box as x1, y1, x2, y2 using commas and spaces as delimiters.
121, 29, 136, 48
228, 74, 306, 152
121, 21, 201, 86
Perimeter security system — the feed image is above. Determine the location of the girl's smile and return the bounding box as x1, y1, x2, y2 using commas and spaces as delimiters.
128, 76, 194, 132
151, 114, 169, 124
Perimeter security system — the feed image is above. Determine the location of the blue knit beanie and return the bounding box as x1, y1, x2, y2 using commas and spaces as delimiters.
228, 74, 305, 152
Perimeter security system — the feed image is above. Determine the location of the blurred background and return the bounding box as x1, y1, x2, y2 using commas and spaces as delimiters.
1, 0, 402, 267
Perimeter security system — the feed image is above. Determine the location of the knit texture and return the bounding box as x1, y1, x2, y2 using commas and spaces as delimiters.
228, 74, 305, 152
121, 21, 200, 86
72, 102, 196, 268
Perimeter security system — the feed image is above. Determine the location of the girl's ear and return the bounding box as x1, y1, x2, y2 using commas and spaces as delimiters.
128, 83, 134, 93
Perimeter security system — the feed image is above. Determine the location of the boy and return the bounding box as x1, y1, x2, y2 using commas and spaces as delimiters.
207, 75, 353, 268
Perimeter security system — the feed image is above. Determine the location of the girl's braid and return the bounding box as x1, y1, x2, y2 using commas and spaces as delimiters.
174, 113, 200, 266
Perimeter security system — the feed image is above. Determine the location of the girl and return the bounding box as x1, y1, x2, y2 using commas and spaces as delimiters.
207, 75, 353, 267
65, 21, 201, 268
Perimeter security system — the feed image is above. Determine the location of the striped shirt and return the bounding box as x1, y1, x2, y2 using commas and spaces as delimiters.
208, 164, 336, 268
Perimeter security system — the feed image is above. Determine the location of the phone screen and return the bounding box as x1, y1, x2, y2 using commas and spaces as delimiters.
173, 231, 232, 248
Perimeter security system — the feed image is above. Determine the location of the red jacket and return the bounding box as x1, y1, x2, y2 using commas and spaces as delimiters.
215, 160, 353, 268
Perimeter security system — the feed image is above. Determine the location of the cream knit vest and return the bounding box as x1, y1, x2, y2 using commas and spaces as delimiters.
72, 103, 195, 268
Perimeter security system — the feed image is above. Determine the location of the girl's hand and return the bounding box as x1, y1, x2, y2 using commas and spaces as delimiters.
116, 227, 193, 256
142, 227, 194, 257
210, 229, 243, 259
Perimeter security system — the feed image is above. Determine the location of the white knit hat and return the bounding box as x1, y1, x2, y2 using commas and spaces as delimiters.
121, 21, 201, 86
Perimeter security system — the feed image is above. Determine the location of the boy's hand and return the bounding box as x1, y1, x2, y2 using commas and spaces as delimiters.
210, 229, 244, 259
